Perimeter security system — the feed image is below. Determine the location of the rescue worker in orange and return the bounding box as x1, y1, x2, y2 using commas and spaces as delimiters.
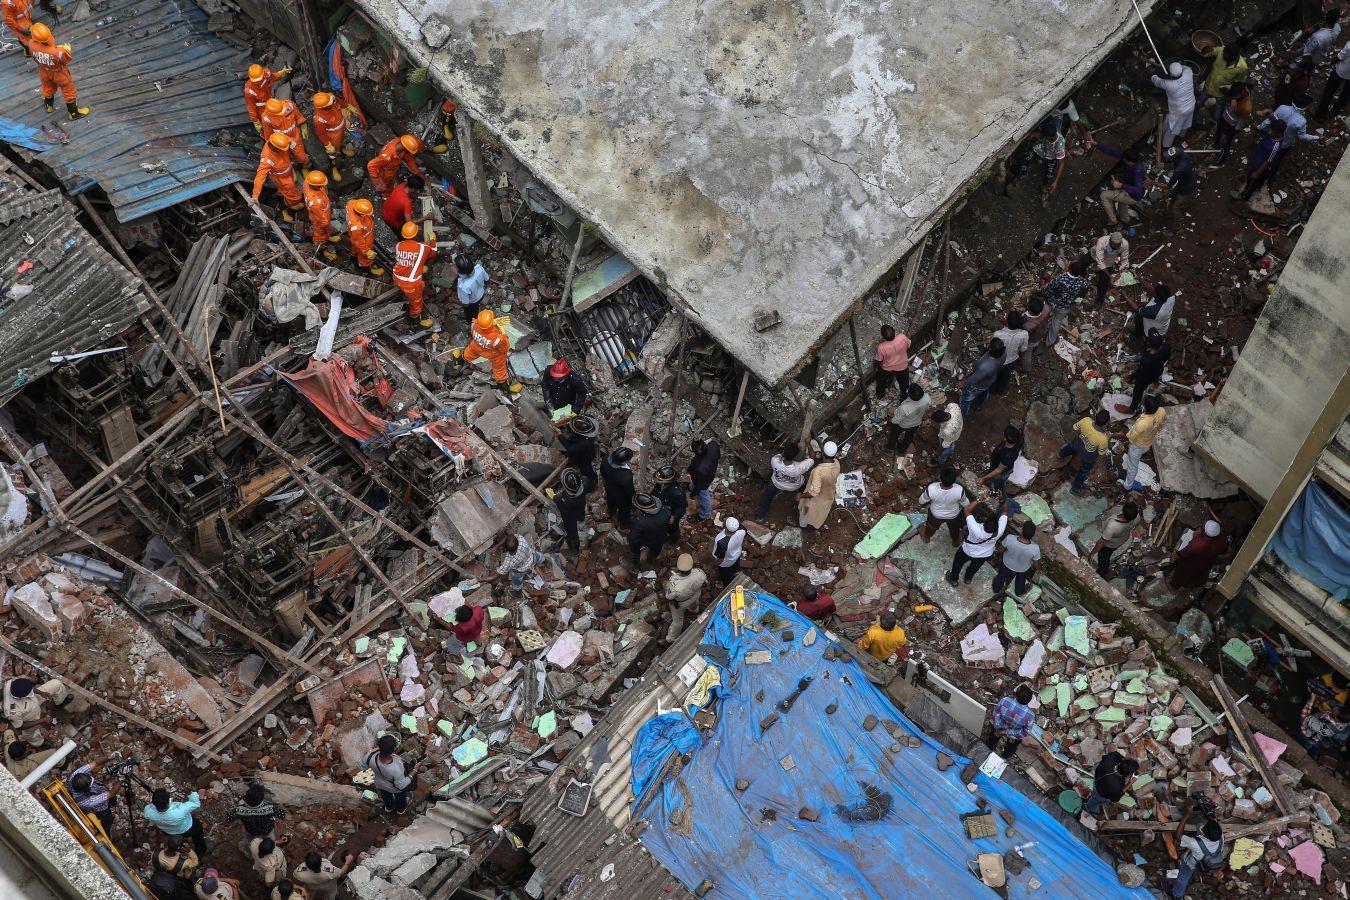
367, 135, 423, 197
29, 24, 88, 119
312, 92, 350, 163
2, 0, 33, 55
462, 309, 521, 393
345, 198, 381, 275
303, 170, 339, 253
243, 63, 289, 131
393, 221, 436, 328
261, 98, 308, 165
252, 132, 303, 215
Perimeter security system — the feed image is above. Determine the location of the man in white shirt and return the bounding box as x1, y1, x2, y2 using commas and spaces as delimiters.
932, 400, 963, 465
1150, 62, 1195, 150
945, 498, 1009, 586
1091, 232, 1129, 305
992, 311, 1029, 395
712, 518, 746, 586
754, 444, 814, 521
1298, 9, 1343, 71
1315, 37, 1350, 118
919, 468, 969, 545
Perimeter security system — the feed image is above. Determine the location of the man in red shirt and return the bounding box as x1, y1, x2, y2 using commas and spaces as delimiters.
381, 176, 429, 230
794, 586, 836, 622
873, 325, 912, 398
451, 605, 485, 644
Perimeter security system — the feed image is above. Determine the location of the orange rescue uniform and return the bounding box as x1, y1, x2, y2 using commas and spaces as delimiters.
303, 182, 332, 244
464, 319, 511, 383
243, 69, 281, 124
393, 236, 436, 319
261, 100, 308, 163
346, 200, 375, 269
252, 142, 302, 206
30, 38, 76, 103
366, 139, 422, 197
2, 0, 32, 50
313, 105, 346, 154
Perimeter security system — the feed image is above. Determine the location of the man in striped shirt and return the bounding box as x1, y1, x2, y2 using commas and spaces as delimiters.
69, 763, 111, 834
986, 685, 1036, 757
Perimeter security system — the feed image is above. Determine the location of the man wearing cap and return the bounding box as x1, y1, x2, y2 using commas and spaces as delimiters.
557, 416, 598, 492
600, 447, 636, 528
542, 359, 588, 414
552, 468, 588, 555
1091, 232, 1129, 306
1168, 520, 1228, 591
712, 518, 746, 586
799, 441, 840, 529
3, 728, 59, 780
653, 466, 688, 547
628, 493, 669, 568
3, 675, 71, 743
195, 869, 242, 900
664, 553, 709, 640
1150, 61, 1195, 152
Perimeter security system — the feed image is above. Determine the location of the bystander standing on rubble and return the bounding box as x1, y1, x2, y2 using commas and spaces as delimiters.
558, 416, 598, 492
542, 358, 588, 413
756, 444, 813, 521
292, 850, 356, 900
1150, 62, 1195, 156
664, 553, 709, 641
490, 535, 547, 592
978, 425, 1024, 495
1132, 285, 1177, 343
991, 312, 1028, 396
857, 613, 908, 663
1197, 41, 1248, 122
872, 325, 911, 398
1026, 119, 1068, 205
1089, 143, 1146, 227
1314, 37, 1350, 119
653, 466, 687, 546
1090, 232, 1129, 306
1081, 751, 1139, 816
1120, 332, 1171, 416
686, 439, 720, 521
1021, 294, 1050, 371
1041, 258, 1090, 346
364, 734, 420, 815
68, 763, 112, 834
712, 517, 746, 586
4, 674, 72, 743
600, 447, 635, 528
1213, 82, 1253, 166
1152, 146, 1198, 217
249, 835, 288, 889
1253, 95, 1320, 187
1235, 119, 1287, 202
985, 684, 1035, 758
1296, 8, 1344, 71
946, 497, 1009, 586
1168, 520, 1228, 591
194, 869, 241, 900
628, 493, 669, 569
146, 787, 208, 855
553, 468, 588, 553
798, 441, 839, 530
1119, 396, 1166, 488
454, 252, 489, 324
919, 468, 969, 545
1057, 409, 1111, 494
887, 384, 930, 455
958, 338, 1004, 420
450, 603, 486, 645
1092, 501, 1139, 580
2, 728, 58, 780
931, 399, 962, 465
793, 586, 836, 623
1166, 808, 1225, 898
991, 521, 1041, 598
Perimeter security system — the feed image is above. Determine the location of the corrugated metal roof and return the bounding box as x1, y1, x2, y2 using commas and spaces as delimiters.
518, 583, 760, 899
0, 167, 148, 405
0, 0, 253, 221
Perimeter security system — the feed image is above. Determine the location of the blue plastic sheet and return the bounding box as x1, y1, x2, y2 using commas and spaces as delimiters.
630, 592, 1146, 899
1270, 482, 1350, 601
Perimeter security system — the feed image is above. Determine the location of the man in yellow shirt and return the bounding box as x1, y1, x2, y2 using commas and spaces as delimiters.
1121, 396, 1167, 489
1058, 409, 1111, 494
857, 613, 908, 663
1199, 43, 1248, 122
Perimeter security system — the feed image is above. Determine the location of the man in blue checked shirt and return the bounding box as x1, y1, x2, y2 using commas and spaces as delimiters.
986, 684, 1036, 758
144, 787, 209, 854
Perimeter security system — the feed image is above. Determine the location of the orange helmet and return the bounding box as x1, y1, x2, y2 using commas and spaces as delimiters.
29, 22, 51, 43
305, 170, 328, 187
399, 134, 423, 155
401, 221, 421, 239
265, 98, 285, 115
313, 92, 334, 109
352, 198, 373, 215
475, 309, 495, 331
268, 132, 292, 150
248, 63, 265, 81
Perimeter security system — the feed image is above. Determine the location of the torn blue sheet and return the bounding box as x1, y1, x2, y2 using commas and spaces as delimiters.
630, 591, 1146, 899
1270, 482, 1350, 601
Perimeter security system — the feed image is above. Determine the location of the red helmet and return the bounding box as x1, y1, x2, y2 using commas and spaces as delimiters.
549, 359, 570, 378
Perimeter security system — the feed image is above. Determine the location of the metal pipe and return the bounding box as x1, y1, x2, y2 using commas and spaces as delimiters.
19, 740, 77, 789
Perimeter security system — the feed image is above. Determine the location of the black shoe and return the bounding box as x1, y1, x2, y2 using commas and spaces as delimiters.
944, 574, 958, 587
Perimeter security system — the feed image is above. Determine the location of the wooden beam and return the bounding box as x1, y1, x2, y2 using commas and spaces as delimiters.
1212, 675, 1295, 817
727, 369, 750, 439
453, 108, 499, 231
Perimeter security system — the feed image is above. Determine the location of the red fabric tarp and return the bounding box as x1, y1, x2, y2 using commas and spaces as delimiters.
281, 357, 390, 442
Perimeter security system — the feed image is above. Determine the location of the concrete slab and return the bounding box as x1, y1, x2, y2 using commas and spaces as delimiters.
890, 532, 995, 625
350, 0, 1158, 385
1050, 484, 1109, 554
1153, 401, 1238, 499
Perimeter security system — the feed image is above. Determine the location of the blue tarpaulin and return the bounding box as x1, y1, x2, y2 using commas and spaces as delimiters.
630, 591, 1145, 899
1270, 482, 1350, 601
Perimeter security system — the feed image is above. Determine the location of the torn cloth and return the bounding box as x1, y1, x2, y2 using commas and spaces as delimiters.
260, 266, 340, 330
1270, 481, 1350, 601
280, 356, 390, 441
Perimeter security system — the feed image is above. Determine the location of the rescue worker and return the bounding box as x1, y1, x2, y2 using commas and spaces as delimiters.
2, 0, 32, 55
29, 24, 88, 119
628, 493, 669, 569
600, 447, 635, 528
653, 465, 687, 547
541, 358, 588, 413
461, 308, 520, 392
663, 553, 708, 640
557, 415, 598, 492
311, 91, 349, 177
252, 132, 303, 215
345, 197, 381, 275
553, 468, 588, 554
302, 170, 337, 251
393, 220, 436, 327
243, 63, 289, 130
367, 134, 423, 197
261, 97, 308, 165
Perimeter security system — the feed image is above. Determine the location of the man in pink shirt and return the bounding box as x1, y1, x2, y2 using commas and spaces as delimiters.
873, 325, 912, 398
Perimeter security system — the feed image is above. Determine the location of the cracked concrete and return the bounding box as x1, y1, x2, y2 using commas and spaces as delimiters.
347, 0, 1158, 385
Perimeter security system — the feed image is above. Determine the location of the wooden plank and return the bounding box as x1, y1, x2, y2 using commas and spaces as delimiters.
97, 406, 138, 462
1097, 813, 1309, 838
1213, 675, 1295, 817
